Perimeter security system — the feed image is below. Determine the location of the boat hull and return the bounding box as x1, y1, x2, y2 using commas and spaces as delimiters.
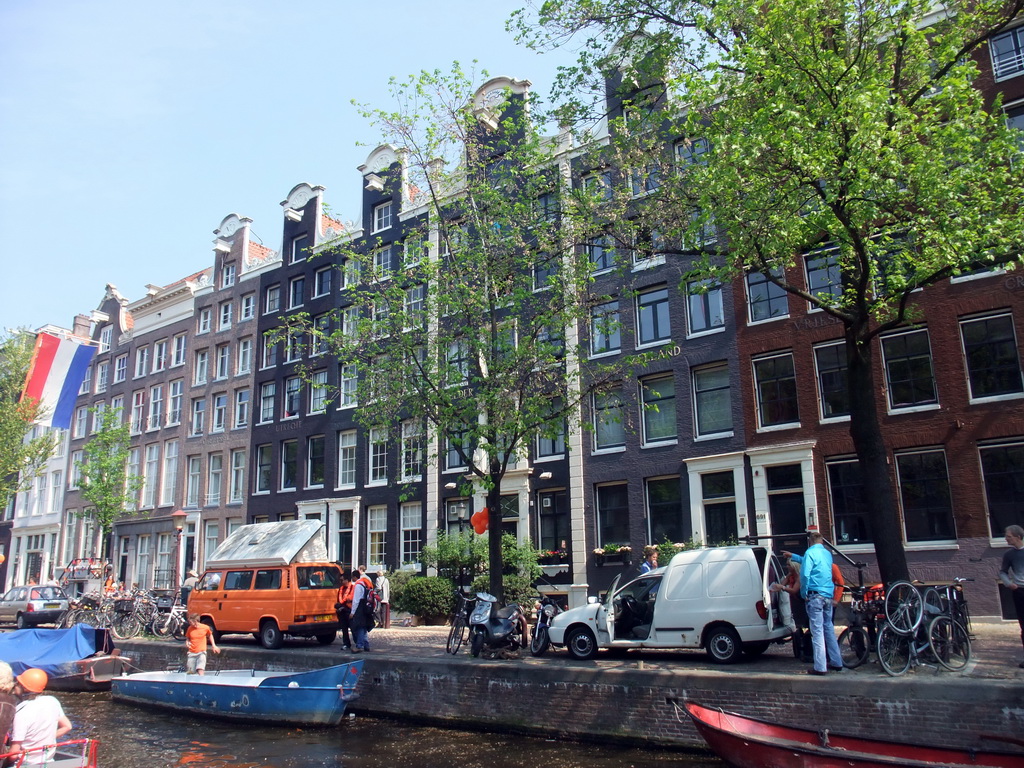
684, 701, 1024, 768
112, 663, 363, 726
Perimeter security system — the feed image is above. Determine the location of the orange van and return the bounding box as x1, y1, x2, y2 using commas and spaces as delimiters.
187, 520, 343, 649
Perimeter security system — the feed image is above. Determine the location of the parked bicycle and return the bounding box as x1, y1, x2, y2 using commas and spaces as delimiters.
877, 580, 972, 676
837, 581, 885, 669
446, 588, 476, 655
152, 600, 189, 640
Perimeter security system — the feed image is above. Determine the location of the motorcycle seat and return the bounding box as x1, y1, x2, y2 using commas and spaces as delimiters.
495, 605, 520, 620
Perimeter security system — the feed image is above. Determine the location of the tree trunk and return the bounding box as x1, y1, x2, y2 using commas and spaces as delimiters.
485, 470, 505, 603
845, 327, 910, 583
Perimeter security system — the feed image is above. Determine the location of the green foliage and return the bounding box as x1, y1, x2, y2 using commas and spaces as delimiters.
419, 530, 489, 583
393, 575, 455, 618
471, 572, 537, 608
386, 568, 418, 610
79, 405, 143, 536
0, 331, 54, 506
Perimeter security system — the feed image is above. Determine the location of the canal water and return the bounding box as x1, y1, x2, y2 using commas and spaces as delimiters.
59, 692, 726, 768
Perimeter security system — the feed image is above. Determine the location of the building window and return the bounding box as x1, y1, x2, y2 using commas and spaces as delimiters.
312, 314, 330, 356
211, 393, 227, 432
194, 350, 208, 385
641, 374, 676, 444
804, 246, 842, 306
637, 286, 671, 346
307, 435, 325, 488
264, 285, 280, 315
593, 389, 626, 450
284, 330, 303, 363
309, 370, 328, 413
135, 347, 150, 378
991, 26, 1024, 80
78, 366, 92, 395
753, 352, 799, 428
746, 268, 789, 323
172, 334, 187, 367
979, 440, 1024, 538
203, 523, 218, 570
813, 341, 849, 419
401, 420, 424, 480
289, 276, 305, 309
283, 376, 301, 419
219, 301, 233, 330
826, 458, 871, 544
367, 505, 387, 566
69, 450, 83, 490
533, 253, 559, 290
676, 137, 709, 167
207, 453, 223, 506
222, 263, 236, 288
373, 202, 393, 233
167, 380, 183, 425
591, 301, 620, 356
186, 456, 201, 507
537, 402, 566, 458
190, 398, 205, 436
401, 503, 423, 565
895, 449, 956, 542
197, 309, 212, 334
369, 427, 387, 484
130, 391, 145, 434
153, 340, 168, 372
148, 384, 164, 430
240, 293, 255, 320
258, 382, 275, 423
74, 407, 88, 439
373, 246, 393, 280
647, 476, 684, 544
960, 313, 1023, 400
686, 279, 724, 335
404, 285, 426, 329
143, 444, 160, 508
236, 338, 252, 374
291, 234, 308, 263
701, 471, 738, 545
446, 427, 470, 470
693, 363, 732, 437
255, 445, 272, 494
234, 389, 249, 428
215, 345, 230, 380
881, 329, 937, 410
261, 334, 278, 369
586, 235, 616, 273
314, 266, 332, 297
114, 354, 127, 383
338, 431, 357, 488
99, 325, 112, 353
280, 440, 298, 491
596, 484, 629, 547
339, 365, 357, 408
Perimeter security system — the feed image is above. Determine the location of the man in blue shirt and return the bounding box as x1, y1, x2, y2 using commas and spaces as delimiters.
784, 529, 844, 675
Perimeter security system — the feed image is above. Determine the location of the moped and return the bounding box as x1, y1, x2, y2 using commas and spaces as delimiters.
468, 592, 527, 659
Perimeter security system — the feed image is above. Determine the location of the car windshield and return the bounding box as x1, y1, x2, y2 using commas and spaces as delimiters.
31, 587, 64, 600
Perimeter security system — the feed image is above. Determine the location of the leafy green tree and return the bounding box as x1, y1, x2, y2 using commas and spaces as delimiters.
0, 331, 55, 507
78, 406, 142, 553
515, 0, 1024, 582
286, 65, 655, 600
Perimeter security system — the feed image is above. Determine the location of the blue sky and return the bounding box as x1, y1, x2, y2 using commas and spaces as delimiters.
0, 0, 575, 333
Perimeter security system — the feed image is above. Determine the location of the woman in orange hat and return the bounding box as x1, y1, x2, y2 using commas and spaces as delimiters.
10, 668, 72, 765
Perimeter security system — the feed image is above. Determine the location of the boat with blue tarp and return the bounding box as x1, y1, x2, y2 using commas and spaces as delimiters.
0, 625, 130, 691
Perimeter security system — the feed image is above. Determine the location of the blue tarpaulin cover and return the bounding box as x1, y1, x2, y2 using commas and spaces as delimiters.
0, 625, 114, 676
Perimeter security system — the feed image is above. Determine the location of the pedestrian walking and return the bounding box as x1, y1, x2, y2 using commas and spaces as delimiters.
783, 529, 843, 675
998, 524, 1024, 668
375, 569, 391, 629
349, 569, 375, 653
336, 571, 354, 650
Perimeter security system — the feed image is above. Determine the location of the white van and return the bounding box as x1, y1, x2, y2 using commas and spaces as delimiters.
546, 545, 790, 663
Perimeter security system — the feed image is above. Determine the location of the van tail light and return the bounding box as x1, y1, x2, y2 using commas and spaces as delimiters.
755, 600, 768, 620
295, 615, 306, 622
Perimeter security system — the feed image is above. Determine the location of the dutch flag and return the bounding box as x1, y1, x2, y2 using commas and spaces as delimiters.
21, 332, 97, 430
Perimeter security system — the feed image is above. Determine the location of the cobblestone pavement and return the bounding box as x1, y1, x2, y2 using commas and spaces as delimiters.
280, 619, 1024, 681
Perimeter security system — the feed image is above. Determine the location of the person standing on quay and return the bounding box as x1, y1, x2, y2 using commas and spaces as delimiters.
349, 569, 375, 653
375, 570, 391, 629
784, 529, 843, 675
336, 571, 354, 650
639, 546, 659, 574
999, 524, 1024, 668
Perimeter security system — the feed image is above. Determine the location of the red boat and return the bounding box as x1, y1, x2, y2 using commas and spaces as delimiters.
0, 738, 98, 767
684, 701, 1024, 768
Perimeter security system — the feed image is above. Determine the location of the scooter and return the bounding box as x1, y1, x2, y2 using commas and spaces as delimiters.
530, 595, 562, 657
468, 592, 527, 659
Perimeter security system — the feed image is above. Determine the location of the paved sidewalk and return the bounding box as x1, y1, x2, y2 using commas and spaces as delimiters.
353, 619, 1024, 680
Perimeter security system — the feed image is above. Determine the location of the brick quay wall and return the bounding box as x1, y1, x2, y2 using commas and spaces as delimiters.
118, 631, 1024, 753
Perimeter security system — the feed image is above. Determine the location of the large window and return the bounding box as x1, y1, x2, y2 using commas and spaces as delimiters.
338, 431, 357, 488
979, 441, 1024, 538
400, 420, 424, 480
259, 382, 276, 423
641, 374, 676, 444
280, 440, 298, 491
596, 484, 630, 547
234, 389, 249, 428
211, 393, 227, 433
207, 453, 222, 506
368, 427, 387, 484
746, 268, 789, 322
283, 376, 301, 419
186, 456, 201, 506
593, 389, 625, 450
538, 490, 569, 554
753, 352, 798, 428
289, 276, 305, 309
881, 329, 937, 410
265, 285, 281, 315
401, 502, 423, 566
687, 279, 724, 335
537, 400, 566, 458
693, 363, 732, 437
586, 236, 616, 273
373, 202, 393, 232
229, 449, 245, 504
991, 26, 1024, 80
804, 246, 842, 306
826, 458, 872, 544
590, 301, 620, 356
310, 370, 328, 414
161, 441, 178, 506
307, 435, 325, 488
895, 450, 956, 542
142, 444, 160, 509
637, 286, 671, 346
291, 234, 308, 263
255, 445, 272, 494
813, 341, 849, 419
647, 476, 684, 544
960, 313, 1023, 400
367, 505, 387, 566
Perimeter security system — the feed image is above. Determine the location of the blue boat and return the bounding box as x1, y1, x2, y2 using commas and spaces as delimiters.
111, 662, 363, 726
0, 625, 131, 691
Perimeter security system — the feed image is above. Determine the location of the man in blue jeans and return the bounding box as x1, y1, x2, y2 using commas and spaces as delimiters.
784, 529, 844, 675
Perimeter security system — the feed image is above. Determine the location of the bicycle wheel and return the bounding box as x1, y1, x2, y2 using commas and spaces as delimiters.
152, 613, 175, 638
884, 581, 923, 635
838, 626, 870, 669
877, 624, 911, 677
928, 616, 971, 671
111, 614, 142, 640
446, 614, 467, 655
922, 587, 946, 620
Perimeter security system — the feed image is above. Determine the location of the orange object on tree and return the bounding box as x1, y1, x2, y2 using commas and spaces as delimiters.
471, 507, 489, 534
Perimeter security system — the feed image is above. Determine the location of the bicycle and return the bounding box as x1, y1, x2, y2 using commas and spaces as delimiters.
877, 580, 972, 676
837, 582, 884, 669
922, 578, 973, 637
446, 589, 476, 655
153, 602, 189, 640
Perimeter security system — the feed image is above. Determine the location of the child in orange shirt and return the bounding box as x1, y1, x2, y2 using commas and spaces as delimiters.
184, 614, 220, 675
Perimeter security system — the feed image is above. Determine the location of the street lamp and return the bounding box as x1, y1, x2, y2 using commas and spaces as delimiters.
171, 510, 188, 595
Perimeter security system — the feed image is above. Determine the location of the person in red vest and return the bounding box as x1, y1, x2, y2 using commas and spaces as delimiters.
349, 569, 376, 653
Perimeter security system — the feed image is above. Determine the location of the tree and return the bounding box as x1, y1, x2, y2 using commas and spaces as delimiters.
78, 405, 142, 554
285, 66, 656, 601
0, 331, 55, 507
516, 0, 1024, 582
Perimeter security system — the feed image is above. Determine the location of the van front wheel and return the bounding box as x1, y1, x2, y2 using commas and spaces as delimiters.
705, 626, 742, 664
260, 620, 284, 650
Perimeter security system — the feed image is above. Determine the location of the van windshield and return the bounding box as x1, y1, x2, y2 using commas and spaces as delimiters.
297, 566, 340, 590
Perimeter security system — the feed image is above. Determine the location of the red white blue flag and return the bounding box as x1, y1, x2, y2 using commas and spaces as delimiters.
21, 332, 97, 429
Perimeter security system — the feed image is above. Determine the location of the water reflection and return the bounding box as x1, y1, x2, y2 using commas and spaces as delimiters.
58, 692, 724, 768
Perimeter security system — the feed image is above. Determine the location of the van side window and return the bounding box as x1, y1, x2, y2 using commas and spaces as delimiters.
224, 570, 254, 590
296, 565, 340, 590
199, 572, 222, 590
254, 570, 282, 590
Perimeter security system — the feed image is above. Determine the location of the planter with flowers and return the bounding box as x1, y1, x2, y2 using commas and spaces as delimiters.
593, 544, 632, 566
539, 549, 569, 575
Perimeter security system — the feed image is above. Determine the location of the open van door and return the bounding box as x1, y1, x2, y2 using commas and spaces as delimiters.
753, 547, 783, 632
601, 573, 624, 641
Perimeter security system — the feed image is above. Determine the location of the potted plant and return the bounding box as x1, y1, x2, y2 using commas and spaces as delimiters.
593, 543, 632, 565
538, 549, 567, 565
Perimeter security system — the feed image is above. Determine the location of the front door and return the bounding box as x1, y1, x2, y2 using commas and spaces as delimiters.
766, 464, 806, 543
